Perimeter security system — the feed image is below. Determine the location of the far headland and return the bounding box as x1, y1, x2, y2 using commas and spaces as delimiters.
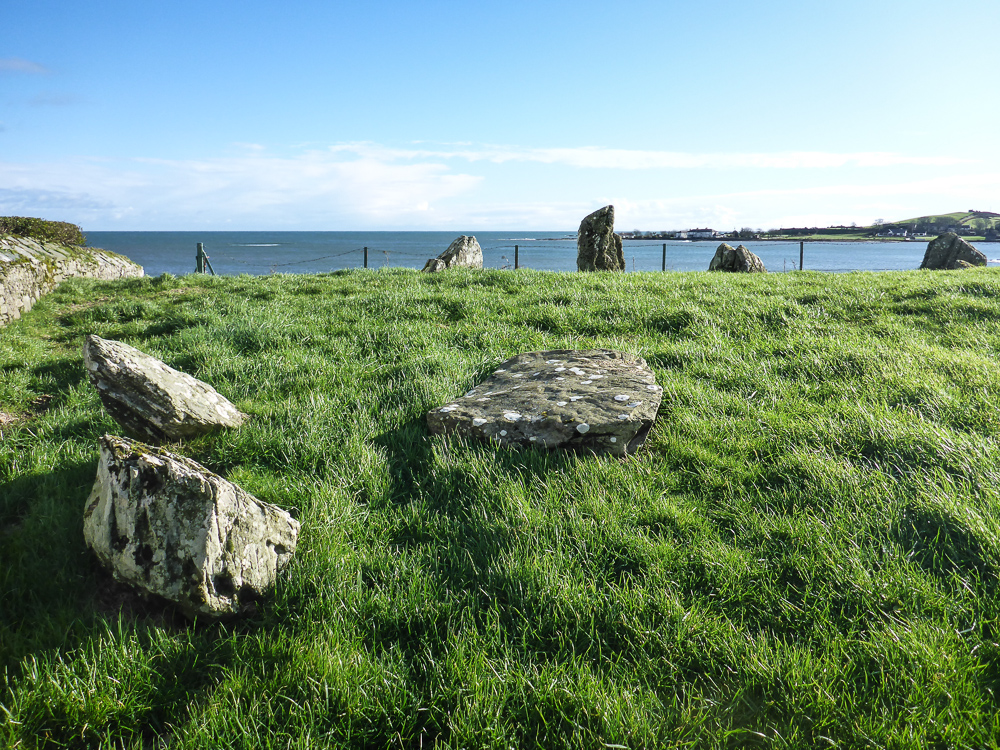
620, 209, 1000, 243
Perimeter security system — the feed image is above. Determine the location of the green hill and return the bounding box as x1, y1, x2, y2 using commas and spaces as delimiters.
891, 210, 999, 229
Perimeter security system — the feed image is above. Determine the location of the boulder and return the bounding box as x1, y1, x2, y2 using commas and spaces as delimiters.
83, 435, 299, 618
577, 206, 625, 272
919, 233, 987, 269
83, 335, 246, 442
422, 235, 483, 272
708, 243, 766, 273
427, 349, 662, 455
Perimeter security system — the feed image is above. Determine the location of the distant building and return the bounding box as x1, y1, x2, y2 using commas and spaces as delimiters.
687, 228, 716, 239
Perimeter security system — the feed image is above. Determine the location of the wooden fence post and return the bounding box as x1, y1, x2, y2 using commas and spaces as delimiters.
364, 246, 368, 268
662, 243, 666, 272
196, 243, 204, 273
799, 241, 804, 271
515, 244, 519, 270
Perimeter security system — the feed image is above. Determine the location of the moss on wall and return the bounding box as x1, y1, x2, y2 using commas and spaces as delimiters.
0, 217, 86, 246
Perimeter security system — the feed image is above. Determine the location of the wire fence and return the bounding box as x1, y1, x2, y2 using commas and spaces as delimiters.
187, 238, 934, 276
199, 243, 552, 274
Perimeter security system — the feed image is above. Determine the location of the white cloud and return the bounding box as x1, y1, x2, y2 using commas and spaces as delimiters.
0, 57, 49, 74
327, 142, 972, 170
0, 151, 483, 228
0, 141, 994, 230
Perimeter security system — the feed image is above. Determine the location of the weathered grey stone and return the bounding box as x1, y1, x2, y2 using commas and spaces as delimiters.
708, 243, 767, 273
422, 235, 483, 272
577, 206, 625, 272
920, 233, 987, 269
0, 234, 143, 327
427, 349, 661, 455
83, 435, 299, 618
83, 335, 246, 442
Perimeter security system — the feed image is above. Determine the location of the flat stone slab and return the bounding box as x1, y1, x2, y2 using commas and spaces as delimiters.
84, 335, 246, 442
427, 349, 662, 455
84, 435, 299, 618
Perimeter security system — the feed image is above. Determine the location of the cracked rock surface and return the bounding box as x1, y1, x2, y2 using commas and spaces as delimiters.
577, 206, 624, 272
83, 435, 299, 618
422, 235, 483, 272
709, 243, 766, 273
427, 349, 662, 455
920, 232, 987, 269
84, 334, 246, 442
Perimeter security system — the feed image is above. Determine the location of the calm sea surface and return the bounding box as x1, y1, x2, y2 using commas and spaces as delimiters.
86, 231, 1000, 277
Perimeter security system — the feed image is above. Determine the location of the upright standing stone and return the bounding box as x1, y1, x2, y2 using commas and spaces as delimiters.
577, 206, 625, 272
83, 335, 247, 442
919, 233, 987, 269
422, 235, 483, 272
84, 435, 299, 618
708, 243, 767, 273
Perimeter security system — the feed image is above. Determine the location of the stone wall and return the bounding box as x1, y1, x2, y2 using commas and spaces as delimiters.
0, 234, 144, 327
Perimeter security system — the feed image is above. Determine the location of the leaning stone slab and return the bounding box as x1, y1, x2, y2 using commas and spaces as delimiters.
427, 349, 662, 455
84, 335, 246, 442
422, 235, 483, 272
84, 435, 299, 618
577, 205, 625, 272
919, 232, 987, 269
709, 243, 766, 273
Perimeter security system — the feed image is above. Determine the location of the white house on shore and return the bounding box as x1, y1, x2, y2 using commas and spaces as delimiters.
686, 228, 717, 239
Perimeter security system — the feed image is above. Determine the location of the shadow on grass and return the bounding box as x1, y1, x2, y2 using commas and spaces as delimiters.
892, 504, 997, 593
0, 461, 261, 747
30, 357, 86, 393
4, 610, 240, 749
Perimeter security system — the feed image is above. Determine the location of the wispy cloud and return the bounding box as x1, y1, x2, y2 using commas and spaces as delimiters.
0, 57, 49, 74
0, 187, 113, 211
29, 93, 84, 107
327, 142, 972, 170
0, 151, 483, 228
0, 143, 994, 230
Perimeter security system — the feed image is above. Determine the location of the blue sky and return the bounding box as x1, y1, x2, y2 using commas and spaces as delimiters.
2, 0, 998, 230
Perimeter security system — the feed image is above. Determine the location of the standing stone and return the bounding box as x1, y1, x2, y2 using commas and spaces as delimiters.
919, 233, 987, 269
83, 335, 247, 442
577, 206, 625, 272
422, 235, 483, 272
708, 243, 767, 273
427, 349, 662, 455
83, 435, 299, 618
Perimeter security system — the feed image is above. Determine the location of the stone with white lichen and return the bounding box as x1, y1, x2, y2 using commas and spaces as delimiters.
427, 349, 662, 455
83, 334, 246, 442
83, 435, 299, 618
422, 235, 484, 272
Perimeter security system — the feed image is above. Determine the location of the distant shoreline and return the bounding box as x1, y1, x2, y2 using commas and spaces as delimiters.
622, 237, 1000, 244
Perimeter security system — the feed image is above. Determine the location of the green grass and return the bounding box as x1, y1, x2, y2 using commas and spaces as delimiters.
3, 267, 1000, 748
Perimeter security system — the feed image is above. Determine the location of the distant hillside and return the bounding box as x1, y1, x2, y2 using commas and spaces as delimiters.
891, 210, 999, 229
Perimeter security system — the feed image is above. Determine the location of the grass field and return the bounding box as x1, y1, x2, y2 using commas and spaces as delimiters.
3, 267, 1000, 748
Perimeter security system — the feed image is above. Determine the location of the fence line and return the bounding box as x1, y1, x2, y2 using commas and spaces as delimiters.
192, 239, 820, 275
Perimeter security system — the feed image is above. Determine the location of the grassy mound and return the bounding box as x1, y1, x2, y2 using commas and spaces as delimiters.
0, 216, 86, 247
2, 268, 1000, 747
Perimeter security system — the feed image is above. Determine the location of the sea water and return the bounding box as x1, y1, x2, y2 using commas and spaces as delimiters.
86, 231, 1000, 277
